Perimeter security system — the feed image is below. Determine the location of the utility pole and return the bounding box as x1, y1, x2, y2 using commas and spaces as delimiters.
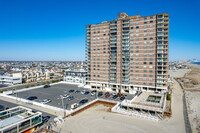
15, 88, 18, 103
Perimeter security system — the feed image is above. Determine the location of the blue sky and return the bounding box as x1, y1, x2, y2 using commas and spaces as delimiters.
0, 0, 199, 61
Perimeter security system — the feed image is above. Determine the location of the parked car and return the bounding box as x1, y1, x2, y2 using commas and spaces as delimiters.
112, 95, 118, 99
75, 90, 80, 93
91, 90, 97, 96
67, 96, 74, 101
44, 85, 50, 88
98, 91, 103, 97
71, 103, 79, 109
81, 90, 86, 94
84, 91, 90, 95
104, 92, 109, 96
41, 99, 51, 104
79, 99, 88, 104
0, 105, 5, 111
120, 97, 125, 101
111, 92, 117, 96
69, 90, 74, 93
26, 96, 37, 100
117, 93, 124, 98
105, 94, 110, 98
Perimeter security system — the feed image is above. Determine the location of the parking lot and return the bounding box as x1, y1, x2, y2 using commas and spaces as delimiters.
15, 83, 134, 110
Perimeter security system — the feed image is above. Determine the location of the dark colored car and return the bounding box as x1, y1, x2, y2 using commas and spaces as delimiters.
0, 105, 5, 111
105, 94, 110, 98
84, 91, 89, 95
26, 96, 37, 100
104, 92, 109, 96
44, 85, 50, 88
69, 90, 74, 93
98, 91, 103, 97
67, 96, 74, 101
117, 93, 124, 98
75, 90, 80, 93
79, 99, 88, 104
120, 97, 125, 101
112, 95, 118, 99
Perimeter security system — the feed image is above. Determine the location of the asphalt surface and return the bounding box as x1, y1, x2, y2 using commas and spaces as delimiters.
15, 84, 134, 110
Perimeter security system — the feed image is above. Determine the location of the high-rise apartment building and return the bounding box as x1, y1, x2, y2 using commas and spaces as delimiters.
85, 12, 169, 93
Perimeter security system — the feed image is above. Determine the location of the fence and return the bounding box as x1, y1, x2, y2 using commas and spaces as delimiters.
111, 103, 159, 122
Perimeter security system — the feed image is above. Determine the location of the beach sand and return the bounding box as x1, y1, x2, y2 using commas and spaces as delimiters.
175, 64, 200, 133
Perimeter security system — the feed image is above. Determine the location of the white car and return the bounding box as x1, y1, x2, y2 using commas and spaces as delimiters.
41, 99, 51, 104
81, 90, 86, 94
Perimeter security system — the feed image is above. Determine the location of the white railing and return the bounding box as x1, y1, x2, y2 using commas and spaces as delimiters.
112, 107, 159, 122
121, 102, 163, 112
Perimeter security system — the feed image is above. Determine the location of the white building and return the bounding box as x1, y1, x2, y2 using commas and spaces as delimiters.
0, 71, 22, 85
64, 69, 86, 84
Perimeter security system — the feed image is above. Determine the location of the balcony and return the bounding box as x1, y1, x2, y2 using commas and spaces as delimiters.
110, 29, 117, 33
110, 22, 117, 25
122, 24, 129, 27
122, 28, 130, 31
110, 26, 117, 29
122, 20, 129, 24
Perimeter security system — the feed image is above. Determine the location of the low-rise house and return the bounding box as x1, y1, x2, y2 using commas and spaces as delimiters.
22, 71, 50, 83
0, 71, 22, 85
64, 69, 86, 84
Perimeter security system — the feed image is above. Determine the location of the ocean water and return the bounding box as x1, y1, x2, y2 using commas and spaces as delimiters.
192, 62, 200, 66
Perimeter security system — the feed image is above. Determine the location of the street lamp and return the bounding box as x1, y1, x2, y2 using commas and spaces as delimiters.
60, 95, 66, 117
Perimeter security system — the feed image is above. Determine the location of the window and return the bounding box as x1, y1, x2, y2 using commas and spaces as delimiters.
144, 21, 147, 24
150, 37, 153, 40
150, 20, 153, 23
144, 29, 147, 32
144, 25, 147, 28
144, 17, 147, 20
149, 29, 153, 31
150, 24, 153, 27
136, 26, 139, 29
144, 38, 147, 40
131, 27, 133, 29
150, 16, 153, 19
136, 30, 139, 32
